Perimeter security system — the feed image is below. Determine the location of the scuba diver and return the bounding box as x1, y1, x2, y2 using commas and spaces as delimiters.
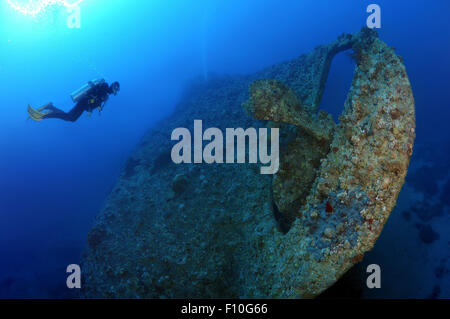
27, 79, 120, 122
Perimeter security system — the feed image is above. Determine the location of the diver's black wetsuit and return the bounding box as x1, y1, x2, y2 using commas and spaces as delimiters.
43, 82, 113, 122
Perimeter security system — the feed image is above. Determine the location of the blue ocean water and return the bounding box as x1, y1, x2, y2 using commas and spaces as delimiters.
0, 0, 449, 298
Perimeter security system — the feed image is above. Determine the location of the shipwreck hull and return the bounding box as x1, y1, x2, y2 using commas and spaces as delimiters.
81, 28, 415, 298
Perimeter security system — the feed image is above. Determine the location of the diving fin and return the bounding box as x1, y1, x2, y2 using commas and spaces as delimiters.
27, 105, 45, 122
36, 105, 49, 112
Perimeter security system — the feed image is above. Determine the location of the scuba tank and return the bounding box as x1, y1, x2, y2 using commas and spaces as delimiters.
70, 78, 105, 103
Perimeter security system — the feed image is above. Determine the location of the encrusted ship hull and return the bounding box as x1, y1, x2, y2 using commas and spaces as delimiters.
81, 28, 415, 298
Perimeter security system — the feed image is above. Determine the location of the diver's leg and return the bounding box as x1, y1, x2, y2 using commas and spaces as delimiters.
42, 103, 84, 122
40, 102, 64, 113
37, 103, 54, 112
41, 110, 70, 121
65, 104, 85, 122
